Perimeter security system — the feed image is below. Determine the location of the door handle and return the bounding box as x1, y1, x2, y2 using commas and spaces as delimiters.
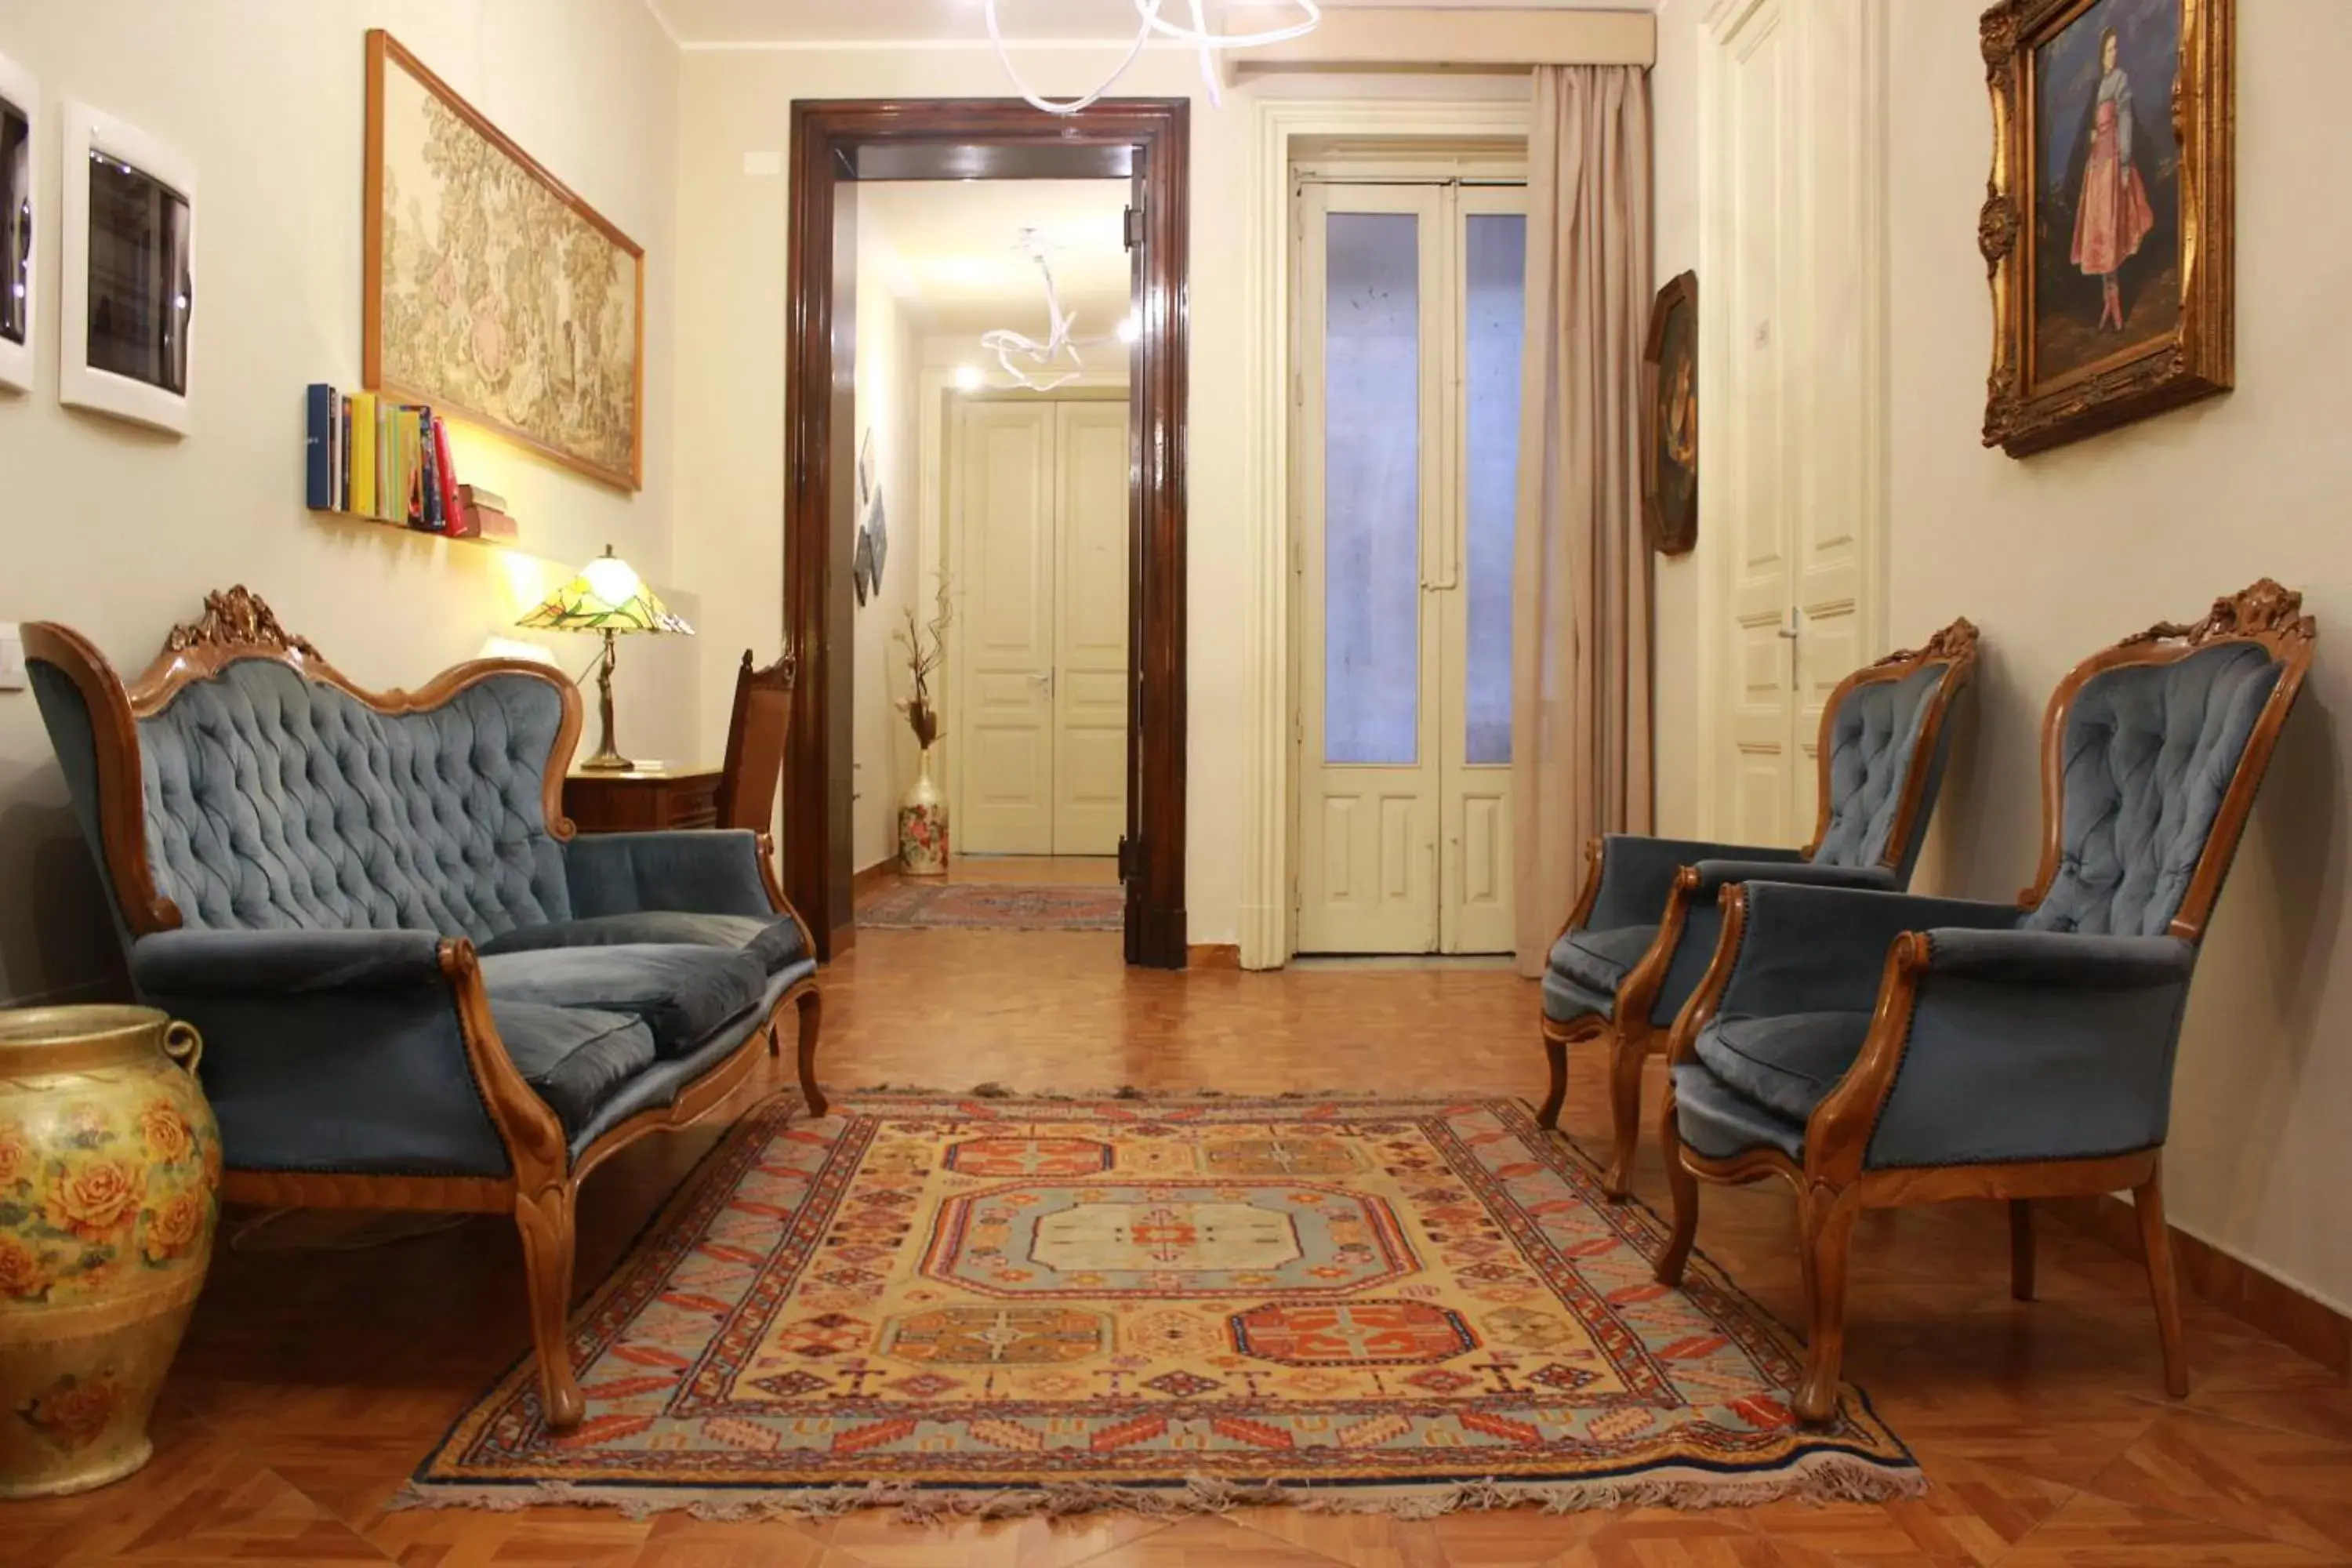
1032, 670, 1054, 696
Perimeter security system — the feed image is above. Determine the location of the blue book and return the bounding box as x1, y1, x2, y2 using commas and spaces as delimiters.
303, 384, 334, 510
419, 410, 444, 531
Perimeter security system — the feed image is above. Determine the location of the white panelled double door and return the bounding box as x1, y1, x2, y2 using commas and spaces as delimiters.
956, 398, 1129, 857
1294, 181, 1526, 954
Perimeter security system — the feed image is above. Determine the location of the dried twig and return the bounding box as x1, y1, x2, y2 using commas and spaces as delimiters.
893, 574, 955, 750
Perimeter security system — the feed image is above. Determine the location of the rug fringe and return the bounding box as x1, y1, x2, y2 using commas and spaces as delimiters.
844, 1084, 1410, 1102
391, 1453, 1922, 1524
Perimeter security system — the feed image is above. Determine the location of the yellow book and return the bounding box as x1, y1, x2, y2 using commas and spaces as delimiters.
349, 392, 379, 519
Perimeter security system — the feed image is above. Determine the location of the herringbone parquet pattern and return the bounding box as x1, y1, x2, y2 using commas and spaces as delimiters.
2, 924, 2345, 1566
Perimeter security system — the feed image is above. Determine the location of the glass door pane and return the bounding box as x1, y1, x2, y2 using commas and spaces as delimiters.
1461, 211, 1524, 766
1322, 210, 1421, 766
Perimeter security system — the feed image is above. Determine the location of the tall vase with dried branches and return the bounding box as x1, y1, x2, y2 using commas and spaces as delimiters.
895, 576, 954, 876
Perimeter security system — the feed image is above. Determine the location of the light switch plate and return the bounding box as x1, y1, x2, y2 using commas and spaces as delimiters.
0, 622, 24, 691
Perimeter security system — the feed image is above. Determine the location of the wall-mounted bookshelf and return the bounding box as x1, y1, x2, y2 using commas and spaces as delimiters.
304, 383, 517, 545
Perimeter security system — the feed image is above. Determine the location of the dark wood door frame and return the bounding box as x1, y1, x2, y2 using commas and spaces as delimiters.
782, 99, 1190, 967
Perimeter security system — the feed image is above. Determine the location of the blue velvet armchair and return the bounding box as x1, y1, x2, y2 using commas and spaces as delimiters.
1654, 581, 2317, 1425
25, 588, 825, 1432
1540, 619, 1980, 1196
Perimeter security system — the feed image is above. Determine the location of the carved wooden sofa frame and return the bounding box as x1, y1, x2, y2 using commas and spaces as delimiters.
25, 589, 823, 1431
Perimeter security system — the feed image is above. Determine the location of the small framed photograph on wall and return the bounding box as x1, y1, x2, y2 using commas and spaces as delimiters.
0, 51, 37, 394
60, 100, 194, 434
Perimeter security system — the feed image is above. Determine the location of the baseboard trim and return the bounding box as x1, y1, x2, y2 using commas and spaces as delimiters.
2045, 1195, 2350, 1377
1186, 944, 1241, 970
852, 861, 897, 897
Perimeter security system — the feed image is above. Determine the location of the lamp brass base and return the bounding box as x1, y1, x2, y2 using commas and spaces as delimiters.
577, 750, 635, 772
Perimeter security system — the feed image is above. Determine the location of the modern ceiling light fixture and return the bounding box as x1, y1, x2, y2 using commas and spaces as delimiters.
978, 225, 1127, 391
984, 0, 1322, 116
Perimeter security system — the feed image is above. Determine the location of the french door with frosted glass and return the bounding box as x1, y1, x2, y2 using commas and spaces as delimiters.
1294, 181, 1525, 954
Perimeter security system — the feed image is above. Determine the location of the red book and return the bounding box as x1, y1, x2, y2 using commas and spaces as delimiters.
432, 416, 465, 535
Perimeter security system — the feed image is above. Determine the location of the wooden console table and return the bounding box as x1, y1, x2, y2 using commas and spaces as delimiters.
563, 763, 722, 834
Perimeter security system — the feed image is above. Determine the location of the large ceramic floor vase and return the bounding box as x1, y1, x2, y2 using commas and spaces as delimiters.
0, 1007, 220, 1497
898, 743, 949, 876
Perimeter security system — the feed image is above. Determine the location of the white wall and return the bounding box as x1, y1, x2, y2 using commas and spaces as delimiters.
1886, 0, 2352, 1316
672, 50, 1528, 944
1654, 1, 2352, 1312
850, 224, 924, 873
0, 0, 681, 1005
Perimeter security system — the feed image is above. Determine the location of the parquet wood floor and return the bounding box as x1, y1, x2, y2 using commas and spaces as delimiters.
5, 927, 2347, 1566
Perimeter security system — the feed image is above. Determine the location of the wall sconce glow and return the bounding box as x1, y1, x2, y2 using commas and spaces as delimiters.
984, 1, 1322, 115
1116, 313, 1141, 345
955, 364, 984, 392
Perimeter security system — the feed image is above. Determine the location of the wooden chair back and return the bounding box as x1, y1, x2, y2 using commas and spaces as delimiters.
716, 648, 797, 833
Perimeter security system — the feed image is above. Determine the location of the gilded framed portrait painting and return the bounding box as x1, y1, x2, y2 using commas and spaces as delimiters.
1642, 271, 1697, 556
1980, 0, 2232, 457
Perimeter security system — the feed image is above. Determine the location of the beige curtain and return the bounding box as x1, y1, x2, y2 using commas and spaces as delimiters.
1512, 64, 1655, 975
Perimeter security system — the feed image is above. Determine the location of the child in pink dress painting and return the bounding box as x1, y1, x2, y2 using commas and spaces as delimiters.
2071, 27, 2158, 333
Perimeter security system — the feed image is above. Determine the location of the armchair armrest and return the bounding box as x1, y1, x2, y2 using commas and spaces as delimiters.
1856, 930, 2197, 1171
127, 928, 521, 1179
564, 829, 775, 921
1581, 835, 1805, 934
1686, 858, 1896, 898
1712, 882, 2022, 1022
1624, 859, 1902, 1032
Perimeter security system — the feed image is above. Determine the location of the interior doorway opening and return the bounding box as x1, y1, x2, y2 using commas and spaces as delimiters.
782, 101, 1190, 967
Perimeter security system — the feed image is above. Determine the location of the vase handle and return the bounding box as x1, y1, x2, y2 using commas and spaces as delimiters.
162, 1020, 205, 1076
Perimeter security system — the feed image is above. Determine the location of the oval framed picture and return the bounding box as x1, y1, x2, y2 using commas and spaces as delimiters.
1642, 270, 1697, 557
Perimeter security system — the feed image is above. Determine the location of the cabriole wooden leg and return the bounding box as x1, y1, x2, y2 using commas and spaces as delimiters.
1794, 1186, 1860, 1426
795, 986, 828, 1118
1537, 1031, 1567, 1131
1654, 1081, 1698, 1287
2136, 1167, 2190, 1398
514, 1181, 583, 1432
2009, 1197, 2036, 1301
1603, 1025, 1646, 1200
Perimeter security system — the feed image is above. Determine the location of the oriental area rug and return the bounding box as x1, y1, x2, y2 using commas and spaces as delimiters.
855, 881, 1125, 932
404, 1093, 1920, 1519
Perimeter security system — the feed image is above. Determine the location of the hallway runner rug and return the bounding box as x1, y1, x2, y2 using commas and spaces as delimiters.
404, 1093, 1920, 1519
855, 880, 1124, 931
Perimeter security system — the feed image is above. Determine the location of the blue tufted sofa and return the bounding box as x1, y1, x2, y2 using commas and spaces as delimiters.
1538, 619, 1980, 1196
24, 588, 823, 1431
1652, 581, 2316, 1425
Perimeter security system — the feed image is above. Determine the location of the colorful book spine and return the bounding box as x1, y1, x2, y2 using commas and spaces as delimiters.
350, 392, 379, 520
432, 416, 464, 535
304, 384, 334, 509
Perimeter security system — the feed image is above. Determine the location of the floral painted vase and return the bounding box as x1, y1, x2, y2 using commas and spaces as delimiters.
0, 1006, 220, 1498
898, 744, 949, 877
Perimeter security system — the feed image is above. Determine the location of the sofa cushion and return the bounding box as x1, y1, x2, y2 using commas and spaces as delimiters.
480, 944, 767, 1058
1671, 1062, 1808, 1163
1548, 924, 1657, 996
488, 1001, 658, 1134
1692, 1010, 1873, 1124
481, 910, 808, 975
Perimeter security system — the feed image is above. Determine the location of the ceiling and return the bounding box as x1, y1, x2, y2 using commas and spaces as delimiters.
651, 0, 1653, 46
859, 180, 1133, 364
